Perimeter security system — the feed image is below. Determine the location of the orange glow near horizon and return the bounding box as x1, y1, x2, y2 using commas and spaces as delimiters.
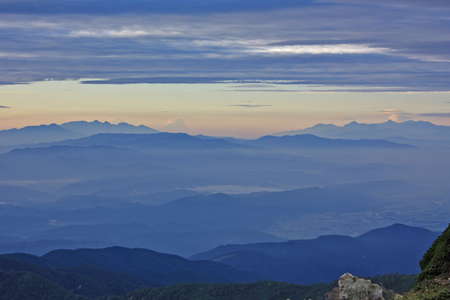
1, 80, 450, 138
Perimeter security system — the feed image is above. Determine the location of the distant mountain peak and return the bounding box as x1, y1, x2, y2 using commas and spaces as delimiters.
345, 120, 362, 127
61, 120, 157, 132
275, 120, 450, 142
0, 121, 159, 146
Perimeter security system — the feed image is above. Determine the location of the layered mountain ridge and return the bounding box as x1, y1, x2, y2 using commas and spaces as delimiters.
0, 121, 158, 146
276, 120, 450, 143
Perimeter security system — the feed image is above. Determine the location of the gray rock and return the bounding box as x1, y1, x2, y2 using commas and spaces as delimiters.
326, 273, 385, 300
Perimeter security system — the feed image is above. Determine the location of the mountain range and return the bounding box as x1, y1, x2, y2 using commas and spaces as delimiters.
55, 132, 243, 150
1, 223, 446, 300
2, 119, 448, 149
0, 120, 448, 263
0, 222, 443, 300
0, 247, 253, 298
276, 120, 450, 143
192, 224, 439, 284
0, 121, 158, 146
0, 120, 418, 149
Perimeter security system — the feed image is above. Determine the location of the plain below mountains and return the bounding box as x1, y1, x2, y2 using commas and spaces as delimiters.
192, 224, 439, 284
0, 181, 439, 256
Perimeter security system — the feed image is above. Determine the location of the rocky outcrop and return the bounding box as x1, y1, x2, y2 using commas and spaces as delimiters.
326, 273, 388, 300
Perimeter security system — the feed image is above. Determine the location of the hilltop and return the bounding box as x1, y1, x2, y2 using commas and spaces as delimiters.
402, 224, 450, 300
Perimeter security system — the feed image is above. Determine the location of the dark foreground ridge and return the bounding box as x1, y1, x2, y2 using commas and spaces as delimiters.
192, 224, 438, 283
0, 247, 254, 299
402, 224, 450, 300
0, 224, 447, 300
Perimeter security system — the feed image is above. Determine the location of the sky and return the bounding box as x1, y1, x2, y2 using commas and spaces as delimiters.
1, 0, 450, 137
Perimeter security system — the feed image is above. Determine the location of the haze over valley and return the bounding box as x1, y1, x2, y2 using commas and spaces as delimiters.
0, 120, 449, 257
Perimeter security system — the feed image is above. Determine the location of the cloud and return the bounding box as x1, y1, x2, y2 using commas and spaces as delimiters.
0, 20, 59, 29
335, 0, 450, 8
268, 39, 370, 46
69, 28, 182, 38
380, 109, 413, 122
78, 76, 450, 93
247, 44, 391, 56
379, 110, 450, 121
162, 119, 189, 132
0, 105, 10, 109
0, 52, 36, 58
228, 104, 273, 108
0, 0, 450, 92
81, 77, 234, 84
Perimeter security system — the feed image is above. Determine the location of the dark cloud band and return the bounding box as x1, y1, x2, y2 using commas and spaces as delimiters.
0, 0, 449, 91
0, 0, 314, 15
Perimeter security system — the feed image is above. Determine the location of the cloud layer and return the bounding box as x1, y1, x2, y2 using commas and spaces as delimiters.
0, 0, 450, 91
229, 104, 273, 108
380, 109, 450, 122
0, 0, 315, 14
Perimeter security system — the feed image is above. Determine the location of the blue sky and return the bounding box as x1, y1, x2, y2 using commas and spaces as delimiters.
0, 0, 450, 136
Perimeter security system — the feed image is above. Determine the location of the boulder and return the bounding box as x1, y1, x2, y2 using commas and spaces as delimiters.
326, 273, 385, 300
